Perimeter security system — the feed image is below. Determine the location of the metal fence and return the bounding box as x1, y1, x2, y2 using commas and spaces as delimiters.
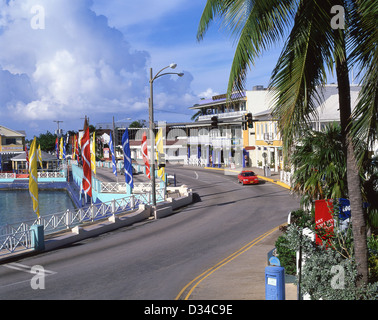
0, 188, 165, 256
0, 229, 33, 256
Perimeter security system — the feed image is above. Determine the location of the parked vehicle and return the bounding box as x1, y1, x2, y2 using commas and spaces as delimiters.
238, 171, 259, 185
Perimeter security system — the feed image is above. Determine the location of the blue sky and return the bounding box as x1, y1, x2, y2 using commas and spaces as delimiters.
0, 0, 283, 138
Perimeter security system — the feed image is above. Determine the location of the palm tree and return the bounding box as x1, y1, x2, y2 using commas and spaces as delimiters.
198, 0, 377, 286
291, 123, 347, 207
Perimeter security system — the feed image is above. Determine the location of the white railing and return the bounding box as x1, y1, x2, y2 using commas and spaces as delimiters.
0, 162, 167, 256
38, 172, 65, 179
0, 171, 65, 180
0, 172, 16, 179
185, 157, 207, 167
0, 229, 33, 256
0, 193, 152, 238
280, 170, 292, 186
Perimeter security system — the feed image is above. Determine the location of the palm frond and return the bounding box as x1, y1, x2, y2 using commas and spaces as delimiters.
269, 0, 338, 153
349, 0, 378, 159
226, 0, 296, 96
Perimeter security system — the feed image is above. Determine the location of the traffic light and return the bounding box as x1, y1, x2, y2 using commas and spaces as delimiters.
242, 114, 248, 130
211, 116, 218, 129
246, 113, 253, 128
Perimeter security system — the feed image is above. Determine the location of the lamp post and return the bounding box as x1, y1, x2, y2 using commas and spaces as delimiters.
149, 63, 184, 207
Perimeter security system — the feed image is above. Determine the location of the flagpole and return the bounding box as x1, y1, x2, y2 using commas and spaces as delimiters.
149, 70, 156, 207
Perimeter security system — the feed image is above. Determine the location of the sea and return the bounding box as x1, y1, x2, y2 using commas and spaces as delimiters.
0, 190, 76, 226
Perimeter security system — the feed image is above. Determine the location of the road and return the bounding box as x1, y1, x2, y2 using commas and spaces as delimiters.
0, 165, 299, 300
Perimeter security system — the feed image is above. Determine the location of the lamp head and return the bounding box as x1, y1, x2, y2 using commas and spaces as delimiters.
169, 63, 177, 69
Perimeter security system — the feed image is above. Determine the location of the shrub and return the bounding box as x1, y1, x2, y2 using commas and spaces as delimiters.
275, 233, 296, 275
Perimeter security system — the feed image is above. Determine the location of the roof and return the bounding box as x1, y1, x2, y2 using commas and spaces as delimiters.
11, 151, 58, 162
251, 85, 361, 121
190, 92, 247, 110
0, 125, 26, 137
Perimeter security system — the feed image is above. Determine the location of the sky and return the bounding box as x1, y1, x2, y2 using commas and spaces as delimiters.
0, 0, 284, 139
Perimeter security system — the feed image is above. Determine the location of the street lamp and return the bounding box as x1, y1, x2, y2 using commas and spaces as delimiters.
149, 63, 184, 207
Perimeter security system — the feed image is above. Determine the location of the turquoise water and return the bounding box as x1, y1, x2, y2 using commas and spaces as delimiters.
0, 190, 76, 226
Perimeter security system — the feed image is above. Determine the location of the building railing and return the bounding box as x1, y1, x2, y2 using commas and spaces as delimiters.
198, 110, 246, 121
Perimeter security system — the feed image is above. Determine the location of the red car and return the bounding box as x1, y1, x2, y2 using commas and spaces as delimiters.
238, 171, 259, 185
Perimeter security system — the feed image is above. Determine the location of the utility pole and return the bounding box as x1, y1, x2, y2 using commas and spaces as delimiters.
53, 120, 63, 137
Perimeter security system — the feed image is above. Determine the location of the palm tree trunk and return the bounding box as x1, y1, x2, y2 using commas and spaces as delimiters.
336, 44, 369, 286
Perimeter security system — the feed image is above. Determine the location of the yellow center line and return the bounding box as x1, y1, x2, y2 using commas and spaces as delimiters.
175, 226, 280, 300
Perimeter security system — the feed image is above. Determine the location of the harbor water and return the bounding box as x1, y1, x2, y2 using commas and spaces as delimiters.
0, 190, 76, 226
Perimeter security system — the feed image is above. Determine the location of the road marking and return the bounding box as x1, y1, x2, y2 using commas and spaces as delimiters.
194, 171, 199, 180
175, 226, 280, 300
3, 263, 56, 275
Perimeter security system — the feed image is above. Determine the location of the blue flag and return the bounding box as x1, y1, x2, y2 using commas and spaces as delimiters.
109, 132, 117, 177
122, 129, 133, 188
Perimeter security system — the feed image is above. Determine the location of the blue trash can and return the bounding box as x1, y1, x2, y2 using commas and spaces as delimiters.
265, 266, 285, 300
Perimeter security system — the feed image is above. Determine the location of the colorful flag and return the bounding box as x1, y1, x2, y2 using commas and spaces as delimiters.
122, 129, 133, 188
155, 128, 165, 182
109, 132, 117, 176
91, 132, 96, 175
141, 132, 150, 179
37, 144, 43, 169
73, 135, 77, 160
28, 137, 40, 218
75, 133, 80, 163
63, 138, 66, 160
81, 127, 92, 197
55, 137, 59, 159
25, 145, 29, 168
59, 137, 63, 159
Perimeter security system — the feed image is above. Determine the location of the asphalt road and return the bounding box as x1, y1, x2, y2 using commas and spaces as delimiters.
0, 165, 299, 300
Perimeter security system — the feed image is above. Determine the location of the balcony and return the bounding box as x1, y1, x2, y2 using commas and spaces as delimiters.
198, 110, 246, 121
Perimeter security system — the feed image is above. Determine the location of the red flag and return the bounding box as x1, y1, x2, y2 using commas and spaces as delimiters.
141, 132, 150, 179
81, 127, 92, 197
75, 134, 80, 162
25, 145, 29, 166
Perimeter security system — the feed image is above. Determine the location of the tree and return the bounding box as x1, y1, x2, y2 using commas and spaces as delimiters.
129, 120, 146, 128
291, 123, 378, 229
198, 0, 377, 286
291, 123, 347, 206
36, 131, 57, 152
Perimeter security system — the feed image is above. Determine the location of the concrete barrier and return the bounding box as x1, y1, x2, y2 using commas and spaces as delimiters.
154, 188, 193, 219
44, 205, 152, 252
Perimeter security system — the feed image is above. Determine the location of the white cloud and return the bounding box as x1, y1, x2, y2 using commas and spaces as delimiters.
198, 88, 219, 99
0, 0, 197, 136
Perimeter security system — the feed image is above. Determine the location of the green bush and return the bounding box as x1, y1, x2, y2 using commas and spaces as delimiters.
275, 233, 296, 275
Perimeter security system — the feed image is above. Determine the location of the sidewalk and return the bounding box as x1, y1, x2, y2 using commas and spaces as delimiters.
187, 226, 298, 300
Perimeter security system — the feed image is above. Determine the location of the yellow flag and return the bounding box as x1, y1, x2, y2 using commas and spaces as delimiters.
59, 137, 63, 160
155, 128, 165, 182
37, 144, 43, 169
29, 137, 40, 218
91, 132, 96, 174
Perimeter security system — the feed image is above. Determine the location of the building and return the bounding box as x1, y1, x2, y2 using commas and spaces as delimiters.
11, 150, 60, 174
185, 84, 366, 174
0, 125, 26, 171
186, 86, 274, 169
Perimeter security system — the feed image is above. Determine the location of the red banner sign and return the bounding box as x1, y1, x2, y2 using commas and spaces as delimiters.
315, 199, 334, 246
